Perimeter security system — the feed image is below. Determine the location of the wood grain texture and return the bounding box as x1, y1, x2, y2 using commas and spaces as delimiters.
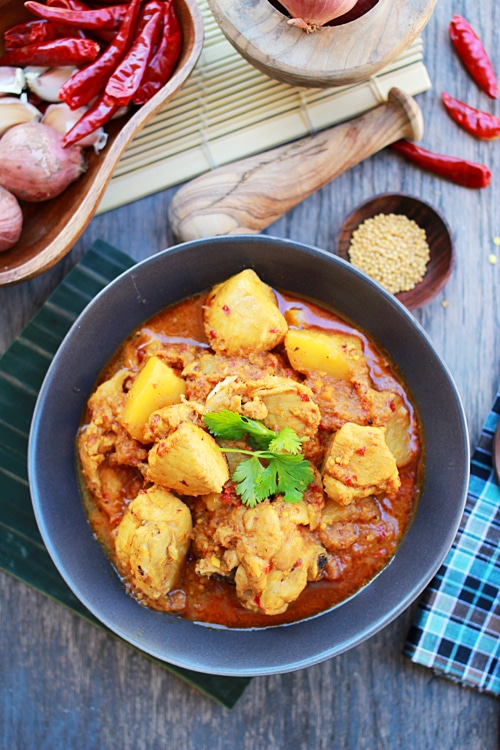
1, 0, 499, 748
168, 88, 424, 240
0, 0, 204, 286
208, 0, 437, 87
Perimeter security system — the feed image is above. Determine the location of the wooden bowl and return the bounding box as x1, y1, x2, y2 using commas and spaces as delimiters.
337, 193, 455, 310
207, 0, 438, 89
0, 0, 204, 286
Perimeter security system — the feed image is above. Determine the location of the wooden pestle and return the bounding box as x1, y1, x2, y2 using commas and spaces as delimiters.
168, 87, 424, 242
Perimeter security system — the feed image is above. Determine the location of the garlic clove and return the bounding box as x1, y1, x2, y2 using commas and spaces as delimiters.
42, 103, 109, 153
279, 0, 359, 31
0, 66, 26, 95
0, 98, 42, 136
25, 66, 77, 103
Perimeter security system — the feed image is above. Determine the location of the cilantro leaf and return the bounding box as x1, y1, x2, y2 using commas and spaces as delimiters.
204, 410, 314, 507
232, 455, 266, 508
273, 454, 315, 503
204, 410, 275, 449
268, 427, 302, 455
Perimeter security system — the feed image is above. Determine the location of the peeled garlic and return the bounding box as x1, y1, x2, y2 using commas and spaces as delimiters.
0, 67, 26, 95
0, 98, 42, 136
279, 0, 358, 31
25, 66, 77, 103
42, 103, 108, 153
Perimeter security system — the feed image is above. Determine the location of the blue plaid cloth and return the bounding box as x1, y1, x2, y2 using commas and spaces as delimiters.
405, 385, 500, 696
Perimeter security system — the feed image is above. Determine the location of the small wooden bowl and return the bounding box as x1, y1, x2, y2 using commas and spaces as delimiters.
337, 193, 455, 310
0, 0, 204, 286
207, 0, 438, 89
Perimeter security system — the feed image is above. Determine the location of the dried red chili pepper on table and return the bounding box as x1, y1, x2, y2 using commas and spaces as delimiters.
0, 36, 100, 66
24, 1, 128, 32
132, 0, 182, 105
105, 1, 164, 105
391, 140, 492, 189
441, 91, 500, 140
58, 0, 142, 109
449, 15, 499, 99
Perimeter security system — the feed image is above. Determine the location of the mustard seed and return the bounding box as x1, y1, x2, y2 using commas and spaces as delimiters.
348, 213, 430, 294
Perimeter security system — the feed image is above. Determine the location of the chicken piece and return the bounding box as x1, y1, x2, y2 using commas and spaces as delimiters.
147, 423, 229, 496
203, 269, 288, 356
194, 497, 327, 616
254, 377, 321, 438
322, 422, 400, 506
144, 399, 206, 441
121, 332, 202, 372
305, 374, 395, 432
77, 369, 147, 518
205, 376, 269, 421
115, 486, 192, 601
205, 374, 321, 438
183, 349, 297, 402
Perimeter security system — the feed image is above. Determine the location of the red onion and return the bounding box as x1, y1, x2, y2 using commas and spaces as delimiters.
279, 0, 358, 31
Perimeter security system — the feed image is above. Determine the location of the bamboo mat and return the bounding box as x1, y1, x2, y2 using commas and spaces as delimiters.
98, 0, 432, 213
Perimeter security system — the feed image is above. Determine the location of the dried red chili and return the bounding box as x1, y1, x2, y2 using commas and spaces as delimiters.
24, 1, 128, 31
442, 91, 500, 140
391, 140, 491, 189
3, 19, 85, 48
62, 91, 122, 147
449, 15, 499, 99
132, 0, 182, 105
0, 36, 100, 66
105, 1, 164, 105
58, 0, 142, 109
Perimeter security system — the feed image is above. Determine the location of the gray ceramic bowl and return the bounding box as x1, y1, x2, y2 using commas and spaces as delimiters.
28, 235, 469, 677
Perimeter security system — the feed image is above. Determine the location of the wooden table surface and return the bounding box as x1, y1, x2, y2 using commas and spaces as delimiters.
1, 0, 499, 748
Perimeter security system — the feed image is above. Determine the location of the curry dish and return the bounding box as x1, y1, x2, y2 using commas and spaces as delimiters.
77, 269, 423, 628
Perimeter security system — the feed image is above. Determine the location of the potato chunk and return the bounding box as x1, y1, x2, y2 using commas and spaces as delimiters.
120, 356, 186, 442
384, 394, 416, 467
147, 423, 229, 496
285, 328, 367, 380
203, 269, 288, 356
322, 422, 400, 506
115, 486, 192, 600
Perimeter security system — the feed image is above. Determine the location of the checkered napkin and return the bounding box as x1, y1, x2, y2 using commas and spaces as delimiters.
404, 385, 500, 696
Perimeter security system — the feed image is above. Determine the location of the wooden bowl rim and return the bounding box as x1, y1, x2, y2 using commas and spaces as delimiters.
0, 0, 204, 286
207, 0, 438, 88
336, 192, 455, 310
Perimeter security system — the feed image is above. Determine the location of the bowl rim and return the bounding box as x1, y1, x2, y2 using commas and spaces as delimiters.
28, 234, 469, 676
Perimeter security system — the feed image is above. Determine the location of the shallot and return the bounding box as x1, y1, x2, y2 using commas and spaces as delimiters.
0, 186, 23, 252
0, 121, 87, 201
279, 0, 358, 31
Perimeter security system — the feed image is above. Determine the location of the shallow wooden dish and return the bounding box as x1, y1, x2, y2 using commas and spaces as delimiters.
208, 0, 437, 89
0, 0, 204, 286
337, 193, 455, 310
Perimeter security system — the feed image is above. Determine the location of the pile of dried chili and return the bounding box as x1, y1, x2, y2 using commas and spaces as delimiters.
0, 0, 182, 148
